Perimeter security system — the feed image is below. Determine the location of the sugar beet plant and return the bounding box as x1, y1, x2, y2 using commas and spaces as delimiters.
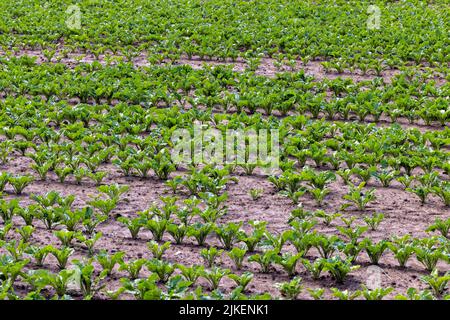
0, 0, 449, 301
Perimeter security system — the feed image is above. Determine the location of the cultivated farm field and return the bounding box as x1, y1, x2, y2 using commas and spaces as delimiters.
0, 0, 449, 301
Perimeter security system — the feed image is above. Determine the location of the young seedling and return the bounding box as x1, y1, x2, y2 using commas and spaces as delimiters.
342, 182, 376, 211
276, 277, 303, 300
201, 266, 230, 290
200, 247, 223, 268
314, 210, 341, 226
117, 216, 144, 239
147, 241, 171, 260
420, 269, 450, 298
54, 230, 81, 248
302, 258, 325, 281
146, 218, 168, 242
331, 288, 361, 300
167, 223, 188, 244
228, 271, 254, 292
0, 172, 10, 192
275, 252, 303, 277
238, 220, 267, 252
15, 226, 34, 242
360, 285, 393, 300
176, 264, 204, 285
97, 184, 129, 202
119, 259, 147, 280
426, 217, 450, 238
227, 247, 247, 270
323, 256, 360, 283
25, 245, 51, 267
363, 212, 385, 231
215, 222, 244, 250
432, 184, 450, 207
120, 274, 162, 300
8, 175, 34, 195
44, 269, 76, 297
308, 187, 330, 207
49, 246, 74, 269
188, 222, 214, 246
311, 234, 341, 259
397, 175, 414, 190
249, 188, 263, 201
415, 244, 444, 272
146, 259, 175, 283
388, 235, 415, 268
394, 288, 434, 300
76, 232, 103, 257
0, 223, 12, 240
248, 249, 279, 273
308, 288, 325, 300
88, 197, 117, 215
406, 186, 430, 205
362, 238, 390, 265
95, 250, 125, 276
73, 259, 106, 299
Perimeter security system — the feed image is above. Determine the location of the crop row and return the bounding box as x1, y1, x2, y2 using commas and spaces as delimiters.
0, 58, 448, 125
0, 0, 448, 68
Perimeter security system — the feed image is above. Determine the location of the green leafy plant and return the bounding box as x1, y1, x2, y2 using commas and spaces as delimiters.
200, 247, 223, 268
275, 252, 303, 277
176, 264, 204, 285
120, 274, 162, 300
166, 222, 187, 244
311, 234, 340, 259
426, 217, 450, 238
362, 239, 390, 265
249, 188, 264, 201
395, 288, 435, 300
238, 220, 266, 252
406, 186, 430, 205
144, 218, 168, 242
323, 256, 359, 283
302, 258, 325, 281
414, 239, 444, 272
228, 271, 254, 292
361, 285, 393, 300
201, 266, 230, 290
420, 269, 450, 298
54, 230, 80, 248
95, 250, 125, 276
188, 222, 214, 246
0, 223, 12, 241
388, 235, 415, 268
49, 246, 74, 269
363, 213, 385, 231
314, 210, 341, 226
8, 175, 34, 194
331, 288, 361, 300
342, 182, 376, 211
87, 197, 117, 215
147, 241, 171, 260
119, 259, 147, 280
15, 226, 34, 242
227, 247, 247, 270
76, 232, 102, 257
276, 277, 303, 300
146, 259, 175, 283
308, 288, 325, 300
248, 249, 279, 273
215, 222, 244, 250
73, 259, 105, 299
